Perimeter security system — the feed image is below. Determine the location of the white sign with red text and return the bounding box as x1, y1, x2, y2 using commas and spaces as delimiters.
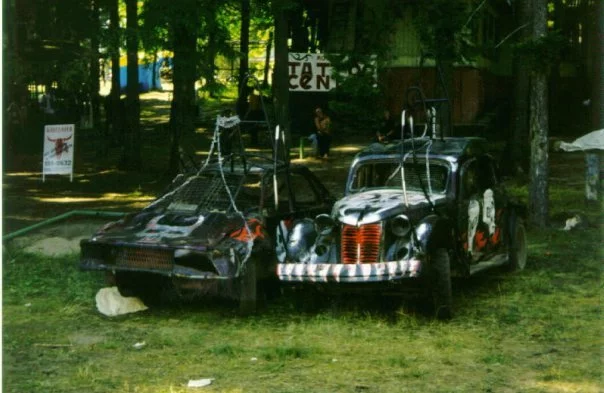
288, 53, 336, 92
43, 124, 75, 182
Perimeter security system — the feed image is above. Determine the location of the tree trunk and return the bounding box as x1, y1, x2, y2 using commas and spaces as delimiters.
108, 0, 122, 150
90, 0, 101, 135
152, 52, 158, 90
237, 0, 251, 117
272, 0, 291, 162
169, 23, 198, 175
594, 0, 604, 130
585, 0, 603, 204
262, 31, 273, 89
204, 0, 219, 98
509, 0, 531, 175
120, 0, 141, 170
528, 0, 549, 228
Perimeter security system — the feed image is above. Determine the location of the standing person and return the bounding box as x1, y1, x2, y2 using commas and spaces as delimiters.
376, 109, 396, 143
314, 107, 332, 159
244, 89, 263, 146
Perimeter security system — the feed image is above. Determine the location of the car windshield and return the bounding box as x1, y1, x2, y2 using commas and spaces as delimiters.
162, 172, 263, 214
349, 159, 450, 195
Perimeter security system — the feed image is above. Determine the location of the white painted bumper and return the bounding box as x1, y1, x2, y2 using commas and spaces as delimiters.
277, 259, 422, 283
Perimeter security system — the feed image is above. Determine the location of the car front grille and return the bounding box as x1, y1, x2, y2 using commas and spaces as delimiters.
341, 223, 382, 264
115, 247, 174, 271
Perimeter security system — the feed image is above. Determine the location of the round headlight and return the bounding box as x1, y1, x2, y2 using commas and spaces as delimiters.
391, 215, 411, 237
314, 214, 335, 236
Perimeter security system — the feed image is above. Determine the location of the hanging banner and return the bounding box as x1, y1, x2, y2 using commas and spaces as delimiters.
288, 53, 337, 92
288, 53, 378, 92
43, 124, 75, 182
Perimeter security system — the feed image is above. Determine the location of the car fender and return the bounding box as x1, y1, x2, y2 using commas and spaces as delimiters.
415, 215, 454, 252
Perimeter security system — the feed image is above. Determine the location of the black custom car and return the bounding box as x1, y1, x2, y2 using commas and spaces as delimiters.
276, 137, 527, 318
80, 156, 333, 312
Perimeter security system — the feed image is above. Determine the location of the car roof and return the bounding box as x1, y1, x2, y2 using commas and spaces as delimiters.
354, 137, 488, 162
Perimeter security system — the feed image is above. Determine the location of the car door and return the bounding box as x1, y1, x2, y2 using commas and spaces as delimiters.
457, 155, 505, 264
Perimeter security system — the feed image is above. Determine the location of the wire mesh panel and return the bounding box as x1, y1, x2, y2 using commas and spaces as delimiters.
167, 173, 243, 213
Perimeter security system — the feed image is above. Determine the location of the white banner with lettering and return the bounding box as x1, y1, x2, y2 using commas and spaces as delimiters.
288, 53, 337, 92
43, 124, 75, 181
288, 53, 378, 93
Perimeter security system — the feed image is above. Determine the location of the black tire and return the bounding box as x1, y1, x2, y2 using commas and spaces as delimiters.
429, 248, 453, 320
508, 218, 527, 271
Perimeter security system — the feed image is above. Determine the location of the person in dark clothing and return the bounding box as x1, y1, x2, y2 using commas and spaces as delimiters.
314, 107, 332, 159
244, 90, 263, 146
376, 109, 396, 143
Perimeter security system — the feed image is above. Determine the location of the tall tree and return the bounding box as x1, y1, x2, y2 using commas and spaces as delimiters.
509, 0, 531, 175
120, 0, 142, 169
90, 0, 102, 134
271, 0, 291, 159
595, 0, 604, 131
237, 0, 251, 117
143, 0, 201, 174
108, 0, 122, 149
528, 0, 549, 227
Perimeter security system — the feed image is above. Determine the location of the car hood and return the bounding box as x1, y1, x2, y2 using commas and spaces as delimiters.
89, 211, 252, 249
333, 189, 446, 226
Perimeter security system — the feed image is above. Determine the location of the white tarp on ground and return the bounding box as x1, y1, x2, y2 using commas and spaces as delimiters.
559, 129, 604, 152
95, 287, 148, 317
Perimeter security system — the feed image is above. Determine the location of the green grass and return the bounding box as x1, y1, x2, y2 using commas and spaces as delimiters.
3, 218, 602, 392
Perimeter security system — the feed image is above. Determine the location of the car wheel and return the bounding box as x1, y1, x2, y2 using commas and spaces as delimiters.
429, 248, 453, 320
508, 218, 527, 271
239, 258, 258, 315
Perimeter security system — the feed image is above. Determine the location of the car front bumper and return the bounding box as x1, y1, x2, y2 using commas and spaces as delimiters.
277, 259, 422, 283
79, 240, 236, 280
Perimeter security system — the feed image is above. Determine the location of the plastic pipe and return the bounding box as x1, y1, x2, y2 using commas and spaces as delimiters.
3, 210, 127, 241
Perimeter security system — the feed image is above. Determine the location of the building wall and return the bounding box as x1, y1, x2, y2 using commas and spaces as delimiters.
379, 66, 511, 125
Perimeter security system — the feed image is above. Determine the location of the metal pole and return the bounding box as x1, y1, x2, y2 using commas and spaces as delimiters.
3, 210, 127, 241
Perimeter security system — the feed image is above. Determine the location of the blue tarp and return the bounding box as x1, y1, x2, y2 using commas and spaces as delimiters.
119, 61, 163, 92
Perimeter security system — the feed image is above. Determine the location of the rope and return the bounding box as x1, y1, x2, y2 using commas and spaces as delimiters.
212, 114, 254, 276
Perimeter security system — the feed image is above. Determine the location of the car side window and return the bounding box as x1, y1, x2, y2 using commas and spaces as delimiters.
475, 156, 496, 191
461, 161, 479, 199
461, 156, 497, 199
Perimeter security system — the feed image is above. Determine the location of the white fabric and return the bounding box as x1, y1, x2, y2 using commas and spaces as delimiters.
559, 129, 604, 152
95, 287, 148, 317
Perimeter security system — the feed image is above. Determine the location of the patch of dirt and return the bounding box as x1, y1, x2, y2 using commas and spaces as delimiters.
8, 221, 109, 257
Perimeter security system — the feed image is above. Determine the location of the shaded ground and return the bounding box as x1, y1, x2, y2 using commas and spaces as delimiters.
2, 88, 367, 240
2, 87, 596, 241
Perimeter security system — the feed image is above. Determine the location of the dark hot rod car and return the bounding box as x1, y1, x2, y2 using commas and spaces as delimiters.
276, 137, 527, 318
80, 153, 333, 312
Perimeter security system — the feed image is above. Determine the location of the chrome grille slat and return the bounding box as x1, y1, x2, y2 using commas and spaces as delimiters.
341, 223, 382, 264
